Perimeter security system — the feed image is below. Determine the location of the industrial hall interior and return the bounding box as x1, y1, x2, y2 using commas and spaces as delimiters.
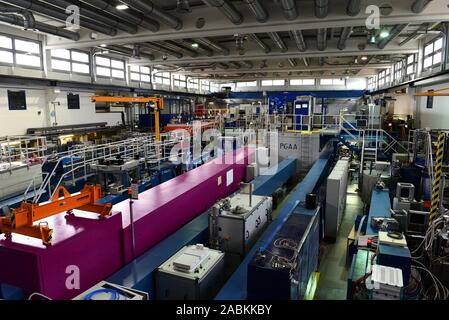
0, 0, 449, 302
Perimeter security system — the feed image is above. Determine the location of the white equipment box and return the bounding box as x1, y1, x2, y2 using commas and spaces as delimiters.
156, 244, 225, 300
369, 265, 403, 300
73, 281, 149, 300
325, 159, 349, 239
209, 192, 272, 256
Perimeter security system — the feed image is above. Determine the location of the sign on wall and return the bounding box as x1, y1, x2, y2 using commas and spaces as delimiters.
7, 90, 27, 110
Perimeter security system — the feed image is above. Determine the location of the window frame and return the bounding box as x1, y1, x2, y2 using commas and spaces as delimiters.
129, 65, 151, 84
50, 49, 90, 75
423, 37, 444, 71
0, 33, 43, 70
95, 55, 126, 80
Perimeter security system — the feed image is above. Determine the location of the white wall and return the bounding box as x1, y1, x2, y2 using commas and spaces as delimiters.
0, 86, 122, 136
391, 94, 415, 116
416, 82, 449, 129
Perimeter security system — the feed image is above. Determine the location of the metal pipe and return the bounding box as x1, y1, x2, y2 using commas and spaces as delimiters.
119, 0, 182, 30
249, 33, 271, 53
217, 62, 229, 69
43, 0, 137, 34
303, 58, 309, 66
317, 28, 327, 51
140, 42, 183, 58
337, 26, 353, 50
164, 40, 198, 57
107, 45, 155, 60
80, 0, 159, 32
2, 0, 117, 35
279, 0, 297, 20
0, 12, 79, 40
315, 0, 328, 18
243, 0, 268, 23
241, 61, 254, 69
411, 0, 433, 13
288, 58, 297, 67
202, 0, 243, 25
0, 5, 34, 28
268, 32, 288, 52
290, 30, 307, 52
318, 57, 325, 66
346, 0, 361, 16
377, 24, 408, 49
193, 38, 230, 55
229, 61, 241, 69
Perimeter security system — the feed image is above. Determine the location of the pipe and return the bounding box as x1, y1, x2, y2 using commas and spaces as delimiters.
288, 58, 297, 67
315, 0, 328, 18
290, 30, 307, 52
346, 0, 361, 16
241, 61, 254, 69
107, 45, 155, 60
243, 0, 268, 23
217, 63, 229, 69
140, 42, 183, 59
318, 57, 325, 66
249, 33, 271, 53
0, 6, 34, 28
164, 40, 198, 57
279, 0, 297, 20
337, 26, 353, 50
377, 24, 408, 49
303, 58, 309, 66
411, 0, 433, 13
80, 0, 159, 32
0, 13, 79, 40
317, 28, 327, 51
193, 38, 230, 55
118, 0, 182, 30
229, 61, 241, 69
268, 32, 288, 52
2, 0, 117, 35
45, 0, 137, 34
202, 0, 243, 25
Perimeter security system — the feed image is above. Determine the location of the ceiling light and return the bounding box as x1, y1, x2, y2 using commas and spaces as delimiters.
100, 44, 107, 47
191, 43, 199, 48
116, 4, 129, 10
379, 30, 390, 39
369, 35, 376, 44
361, 56, 368, 61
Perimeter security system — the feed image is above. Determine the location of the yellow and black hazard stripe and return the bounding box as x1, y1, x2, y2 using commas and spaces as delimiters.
430, 132, 446, 222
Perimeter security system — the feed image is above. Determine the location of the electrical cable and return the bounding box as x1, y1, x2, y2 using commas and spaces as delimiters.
83, 288, 121, 300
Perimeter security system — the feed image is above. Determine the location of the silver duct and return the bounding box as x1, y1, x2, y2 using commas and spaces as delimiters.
0, 12, 79, 40
411, 0, 433, 13
44, 0, 137, 34
202, 0, 243, 25
2, 0, 117, 35
193, 38, 230, 55
315, 0, 328, 18
140, 43, 183, 59
346, 0, 361, 16
317, 28, 327, 51
80, 0, 159, 32
249, 33, 271, 53
118, 0, 182, 30
337, 27, 353, 50
288, 58, 297, 67
290, 30, 307, 52
279, 0, 297, 20
303, 58, 309, 66
243, 0, 268, 23
107, 45, 155, 60
178, 39, 214, 56
164, 40, 198, 57
0, 5, 34, 28
377, 24, 408, 49
268, 32, 288, 52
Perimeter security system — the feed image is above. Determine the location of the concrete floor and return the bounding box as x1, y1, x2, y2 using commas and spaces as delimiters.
315, 180, 364, 300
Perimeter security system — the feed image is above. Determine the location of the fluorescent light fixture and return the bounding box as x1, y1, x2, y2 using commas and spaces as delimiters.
100, 44, 107, 47
191, 43, 199, 48
116, 4, 129, 10
361, 56, 368, 61
379, 30, 390, 39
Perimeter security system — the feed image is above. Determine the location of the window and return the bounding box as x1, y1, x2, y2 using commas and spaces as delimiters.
261, 79, 285, 86
201, 80, 210, 92
0, 35, 42, 69
406, 54, 416, 77
236, 81, 257, 87
51, 49, 90, 74
173, 74, 187, 88
394, 61, 403, 82
378, 70, 389, 87
129, 65, 151, 83
423, 37, 443, 70
320, 78, 345, 86
95, 56, 125, 79
153, 70, 171, 85
188, 78, 199, 90
290, 79, 315, 86
210, 82, 220, 92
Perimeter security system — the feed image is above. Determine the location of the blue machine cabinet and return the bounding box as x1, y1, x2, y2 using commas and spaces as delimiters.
294, 96, 314, 131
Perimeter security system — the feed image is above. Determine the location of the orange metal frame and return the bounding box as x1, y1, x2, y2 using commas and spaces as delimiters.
0, 184, 112, 245
415, 87, 449, 97
91, 96, 164, 141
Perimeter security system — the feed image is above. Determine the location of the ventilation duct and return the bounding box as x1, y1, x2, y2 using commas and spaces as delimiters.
243, 0, 268, 23
201, 0, 243, 25
0, 6, 34, 29
317, 28, 327, 51
346, 0, 361, 16
279, 0, 297, 20
411, 0, 433, 13
249, 33, 271, 53
140, 43, 183, 58
164, 40, 198, 57
193, 38, 230, 55
377, 24, 408, 49
268, 32, 288, 52
107, 45, 155, 60
315, 0, 328, 18
337, 27, 353, 50
290, 30, 307, 52
288, 58, 297, 67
